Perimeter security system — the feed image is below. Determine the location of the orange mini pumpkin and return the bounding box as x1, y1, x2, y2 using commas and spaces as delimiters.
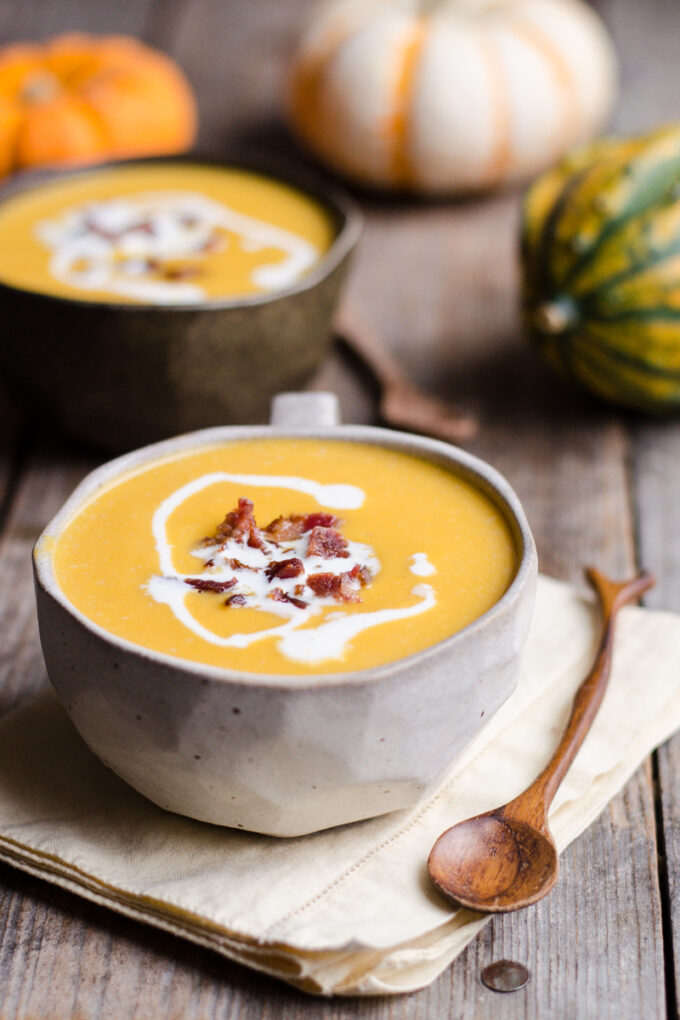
0, 33, 197, 177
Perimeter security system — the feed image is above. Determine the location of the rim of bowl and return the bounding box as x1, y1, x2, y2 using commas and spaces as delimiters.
34, 423, 538, 691
0, 154, 363, 312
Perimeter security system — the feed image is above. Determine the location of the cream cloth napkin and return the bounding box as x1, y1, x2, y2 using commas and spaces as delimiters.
0, 575, 679, 996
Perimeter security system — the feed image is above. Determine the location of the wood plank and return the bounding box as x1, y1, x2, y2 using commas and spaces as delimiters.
0, 389, 22, 530
0, 0, 153, 41
632, 419, 680, 1015
594, 0, 680, 1010
439, 762, 664, 1020
145, 0, 318, 155
592, 0, 680, 134
0, 439, 92, 716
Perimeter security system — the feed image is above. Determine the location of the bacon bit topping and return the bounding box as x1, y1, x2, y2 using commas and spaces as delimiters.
264, 514, 306, 541
200, 231, 223, 254
228, 558, 249, 571
265, 557, 304, 582
307, 570, 361, 602
358, 565, 373, 586
271, 587, 308, 610
82, 215, 118, 241
162, 264, 202, 281
306, 573, 338, 598
303, 512, 340, 531
131, 219, 156, 236
187, 499, 374, 612
264, 512, 342, 541
307, 526, 349, 559
143, 257, 161, 272
215, 498, 266, 550
185, 577, 236, 593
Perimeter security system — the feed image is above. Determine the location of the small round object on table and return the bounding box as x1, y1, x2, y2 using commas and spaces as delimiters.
481, 960, 531, 993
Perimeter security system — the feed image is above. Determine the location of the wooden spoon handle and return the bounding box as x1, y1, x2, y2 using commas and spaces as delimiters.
503, 567, 655, 830
335, 306, 408, 388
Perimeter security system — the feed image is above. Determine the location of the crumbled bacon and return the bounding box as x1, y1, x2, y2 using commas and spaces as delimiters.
307, 526, 349, 559
191, 499, 374, 613
307, 568, 361, 602
265, 557, 304, 582
82, 215, 118, 241
200, 231, 223, 254
185, 577, 236, 593
353, 564, 373, 587
271, 587, 308, 610
264, 514, 306, 541
215, 498, 266, 550
306, 573, 337, 598
360, 566, 373, 585
131, 219, 156, 235
162, 264, 202, 281
303, 512, 340, 531
264, 512, 342, 541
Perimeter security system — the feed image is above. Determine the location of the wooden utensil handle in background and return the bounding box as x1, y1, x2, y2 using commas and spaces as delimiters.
335, 306, 407, 387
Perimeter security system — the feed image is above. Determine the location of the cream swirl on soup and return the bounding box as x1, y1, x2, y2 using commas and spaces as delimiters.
0, 164, 334, 304
36, 191, 322, 305
146, 476, 436, 667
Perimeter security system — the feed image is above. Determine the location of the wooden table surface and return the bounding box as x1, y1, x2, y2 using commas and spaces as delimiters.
1, 0, 679, 1016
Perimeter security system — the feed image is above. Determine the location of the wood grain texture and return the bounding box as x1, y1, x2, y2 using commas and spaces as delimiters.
0, 439, 92, 716
592, 0, 680, 134
0, 0, 153, 41
0, 0, 675, 1016
633, 418, 680, 1014
593, 0, 680, 1011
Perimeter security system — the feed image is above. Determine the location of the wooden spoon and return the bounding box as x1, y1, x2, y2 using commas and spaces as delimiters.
335, 307, 477, 443
428, 566, 655, 914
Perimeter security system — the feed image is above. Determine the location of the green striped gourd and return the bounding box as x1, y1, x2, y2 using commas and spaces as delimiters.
521, 124, 680, 413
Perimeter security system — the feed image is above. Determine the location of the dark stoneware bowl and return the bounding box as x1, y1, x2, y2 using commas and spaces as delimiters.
0, 157, 361, 451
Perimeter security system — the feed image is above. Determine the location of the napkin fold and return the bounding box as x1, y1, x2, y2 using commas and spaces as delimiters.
0, 575, 678, 996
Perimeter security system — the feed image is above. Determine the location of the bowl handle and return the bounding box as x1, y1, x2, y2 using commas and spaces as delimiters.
269, 392, 340, 428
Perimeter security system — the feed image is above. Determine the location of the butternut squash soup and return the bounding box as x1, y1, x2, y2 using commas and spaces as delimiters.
49, 439, 518, 675
0, 163, 334, 304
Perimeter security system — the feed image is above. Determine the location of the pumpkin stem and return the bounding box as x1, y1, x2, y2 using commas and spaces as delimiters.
20, 70, 61, 105
533, 298, 578, 336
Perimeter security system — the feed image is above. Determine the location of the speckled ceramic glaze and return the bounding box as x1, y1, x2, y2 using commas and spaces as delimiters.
33, 393, 537, 837
0, 159, 360, 451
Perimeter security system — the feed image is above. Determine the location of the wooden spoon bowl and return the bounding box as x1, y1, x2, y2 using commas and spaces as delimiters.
429, 814, 558, 913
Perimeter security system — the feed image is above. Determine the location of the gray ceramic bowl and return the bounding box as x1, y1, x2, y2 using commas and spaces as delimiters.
33, 393, 537, 837
0, 158, 361, 451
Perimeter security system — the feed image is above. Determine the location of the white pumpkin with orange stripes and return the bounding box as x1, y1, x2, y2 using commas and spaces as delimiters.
287, 0, 618, 194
